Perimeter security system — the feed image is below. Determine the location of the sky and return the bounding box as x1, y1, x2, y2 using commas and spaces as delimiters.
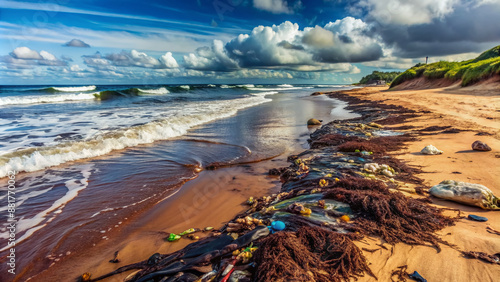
0, 0, 499, 85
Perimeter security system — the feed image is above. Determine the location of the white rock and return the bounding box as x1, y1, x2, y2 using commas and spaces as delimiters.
429, 180, 499, 210
421, 145, 443, 155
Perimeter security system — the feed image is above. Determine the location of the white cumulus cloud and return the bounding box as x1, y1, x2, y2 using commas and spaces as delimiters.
183, 20, 381, 72
2, 47, 67, 68
159, 52, 179, 68
40, 50, 57, 61
83, 50, 179, 69
10, 47, 42, 60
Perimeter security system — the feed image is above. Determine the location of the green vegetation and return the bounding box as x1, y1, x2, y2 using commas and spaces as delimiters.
358, 71, 401, 84
390, 45, 500, 88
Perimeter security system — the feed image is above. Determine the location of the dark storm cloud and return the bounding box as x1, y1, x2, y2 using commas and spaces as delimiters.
370, 2, 500, 58
64, 39, 91, 48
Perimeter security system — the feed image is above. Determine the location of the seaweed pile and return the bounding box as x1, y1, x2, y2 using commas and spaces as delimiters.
85, 93, 461, 282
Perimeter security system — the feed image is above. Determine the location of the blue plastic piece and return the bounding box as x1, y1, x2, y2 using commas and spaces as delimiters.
271, 221, 286, 231
268, 221, 286, 233
409, 271, 427, 282
468, 214, 488, 222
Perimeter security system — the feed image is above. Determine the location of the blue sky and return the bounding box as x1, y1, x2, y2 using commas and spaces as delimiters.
1, 0, 499, 85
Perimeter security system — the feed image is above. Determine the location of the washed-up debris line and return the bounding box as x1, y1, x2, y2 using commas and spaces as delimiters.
85, 91, 463, 282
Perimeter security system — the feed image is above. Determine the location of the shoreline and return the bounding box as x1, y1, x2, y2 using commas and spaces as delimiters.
17, 85, 500, 281
22, 146, 293, 281
2, 87, 351, 281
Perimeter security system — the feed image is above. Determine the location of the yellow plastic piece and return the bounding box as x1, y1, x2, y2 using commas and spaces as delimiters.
340, 215, 350, 222
300, 208, 312, 215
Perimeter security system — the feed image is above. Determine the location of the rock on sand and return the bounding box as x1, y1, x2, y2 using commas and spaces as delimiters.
307, 118, 322, 126
471, 140, 492, 151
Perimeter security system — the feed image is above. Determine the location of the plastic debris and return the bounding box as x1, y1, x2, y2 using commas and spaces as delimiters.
270, 221, 286, 233
80, 272, 91, 282
167, 233, 181, 242
319, 179, 328, 187
228, 216, 263, 232
180, 228, 196, 236
228, 270, 252, 282
430, 180, 499, 210
368, 122, 384, 129
187, 234, 200, 240
246, 197, 255, 205
340, 215, 350, 222
467, 214, 488, 222
260, 206, 277, 215
409, 270, 427, 282
420, 145, 443, 155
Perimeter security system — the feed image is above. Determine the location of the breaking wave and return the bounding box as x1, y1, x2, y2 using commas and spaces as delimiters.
50, 85, 97, 92
0, 93, 97, 106
0, 95, 272, 178
137, 87, 170, 95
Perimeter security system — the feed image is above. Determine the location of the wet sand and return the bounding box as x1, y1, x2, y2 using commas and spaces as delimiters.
27, 154, 288, 281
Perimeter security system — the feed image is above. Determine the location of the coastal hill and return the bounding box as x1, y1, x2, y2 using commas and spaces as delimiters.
358, 71, 401, 85
390, 45, 500, 90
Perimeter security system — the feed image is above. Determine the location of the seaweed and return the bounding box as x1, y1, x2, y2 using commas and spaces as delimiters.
325, 176, 390, 193
391, 265, 408, 282
335, 135, 416, 154
325, 187, 458, 251
338, 141, 384, 153
462, 251, 500, 264
253, 226, 376, 282
309, 134, 363, 149
418, 126, 451, 132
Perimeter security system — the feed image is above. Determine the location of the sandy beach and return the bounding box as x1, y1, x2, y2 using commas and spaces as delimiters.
326, 85, 500, 281
16, 84, 500, 282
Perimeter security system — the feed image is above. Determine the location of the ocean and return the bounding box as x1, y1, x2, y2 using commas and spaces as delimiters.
0, 83, 358, 278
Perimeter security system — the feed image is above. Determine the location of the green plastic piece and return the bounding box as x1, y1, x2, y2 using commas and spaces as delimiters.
180, 228, 196, 236
168, 233, 181, 241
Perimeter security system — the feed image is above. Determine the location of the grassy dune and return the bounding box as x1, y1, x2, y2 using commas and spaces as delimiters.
391, 45, 500, 88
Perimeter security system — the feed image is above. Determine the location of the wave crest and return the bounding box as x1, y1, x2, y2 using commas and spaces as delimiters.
51, 85, 96, 92
0, 95, 272, 178
0, 93, 97, 106
137, 87, 170, 95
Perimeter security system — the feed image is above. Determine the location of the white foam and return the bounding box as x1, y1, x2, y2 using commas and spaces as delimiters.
138, 87, 169, 95
220, 85, 230, 88
0, 93, 96, 106
0, 165, 93, 250
0, 95, 271, 178
238, 84, 255, 88
52, 85, 96, 92
278, 84, 294, 88
249, 87, 304, 91
251, 91, 279, 96
180, 85, 190, 90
